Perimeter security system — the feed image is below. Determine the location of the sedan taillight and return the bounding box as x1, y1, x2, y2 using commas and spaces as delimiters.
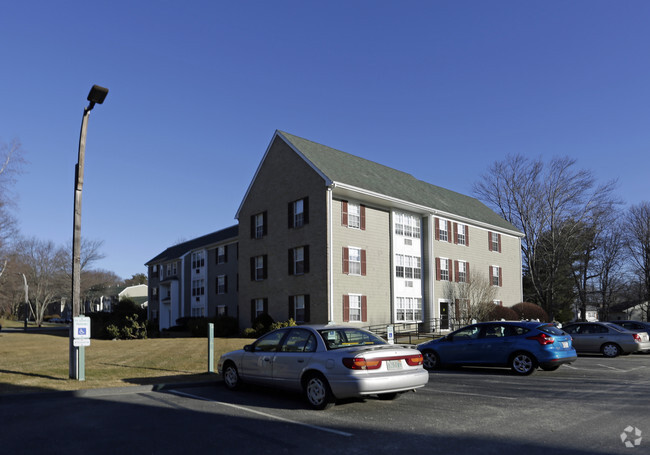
633, 333, 642, 343
405, 354, 423, 366
526, 333, 555, 345
342, 357, 382, 370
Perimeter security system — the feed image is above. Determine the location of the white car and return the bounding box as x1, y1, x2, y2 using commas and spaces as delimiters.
217, 324, 429, 410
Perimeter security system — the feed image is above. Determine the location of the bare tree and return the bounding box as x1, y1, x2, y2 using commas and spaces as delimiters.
443, 271, 499, 324
0, 139, 25, 280
474, 154, 618, 318
626, 202, 650, 317
15, 237, 68, 326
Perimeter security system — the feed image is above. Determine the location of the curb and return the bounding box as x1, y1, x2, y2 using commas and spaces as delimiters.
0, 379, 220, 404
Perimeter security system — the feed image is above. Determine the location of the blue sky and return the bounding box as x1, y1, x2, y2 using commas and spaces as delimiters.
2, 1, 649, 280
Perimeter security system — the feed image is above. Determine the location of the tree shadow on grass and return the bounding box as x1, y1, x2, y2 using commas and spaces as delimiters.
123, 372, 216, 386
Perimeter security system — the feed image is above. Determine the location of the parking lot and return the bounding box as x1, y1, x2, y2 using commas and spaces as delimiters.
1, 355, 647, 454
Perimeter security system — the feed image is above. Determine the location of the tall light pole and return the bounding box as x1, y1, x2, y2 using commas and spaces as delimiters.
20, 273, 28, 330
69, 84, 108, 379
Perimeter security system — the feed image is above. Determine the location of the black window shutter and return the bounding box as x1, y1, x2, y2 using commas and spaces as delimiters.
224, 275, 228, 293
305, 295, 310, 322
263, 211, 268, 235
263, 298, 268, 313
250, 299, 255, 324
250, 215, 255, 238
263, 255, 268, 279
288, 249, 294, 275
303, 197, 309, 224
304, 245, 310, 273
289, 296, 294, 320
288, 202, 294, 228
250, 257, 255, 281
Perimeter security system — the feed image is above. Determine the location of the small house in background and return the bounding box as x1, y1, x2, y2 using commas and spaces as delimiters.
88, 284, 149, 313
609, 301, 650, 322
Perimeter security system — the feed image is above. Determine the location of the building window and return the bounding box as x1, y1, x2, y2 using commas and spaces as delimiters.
396, 297, 422, 322
251, 255, 267, 281
436, 258, 451, 281
251, 212, 267, 239
395, 212, 420, 238
342, 294, 368, 322
396, 254, 421, 279
343, 247, 366, 276
456, 261, 468, 283
217, 305, 227, 316
191, 251, 205, 269
289, 197, 309, 229
191, 279, 205, 296
456, 224, 467, 246
217, 275, 227, 294
490, 266, 502, 287
217, 246, 227, 264
342, 201, 365, 230
289, 246, 309, 275
489, 232, 501, 252
290, 295, 310, 323
191, 307, 204, 317
493, 300, 502, 306
439, 219, 449, 242
251, 298, 268, 322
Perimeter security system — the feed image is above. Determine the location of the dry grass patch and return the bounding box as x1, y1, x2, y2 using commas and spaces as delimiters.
0, 328, 249, 395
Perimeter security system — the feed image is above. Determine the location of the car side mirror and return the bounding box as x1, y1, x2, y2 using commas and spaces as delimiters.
244, 344, 253, 352
445, 335, 453, 342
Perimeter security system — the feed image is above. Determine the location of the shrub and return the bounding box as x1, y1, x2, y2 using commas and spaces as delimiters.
89, 298, 148, 340
252, 313, 275, 336
213, 315, 239, 337
242, 327, 257, 338
487, 305, 519, 321
269, 319, 297, 330
511, 302, 549, 322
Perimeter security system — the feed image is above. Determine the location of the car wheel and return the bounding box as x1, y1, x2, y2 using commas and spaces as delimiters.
601, 343, 621, 358
422, 350, 440, 370
510, 352, 537, 375
377, 392, 400, 400
223, 362, 241, 390
303, 373, 334, 410
540, 365, 561, 372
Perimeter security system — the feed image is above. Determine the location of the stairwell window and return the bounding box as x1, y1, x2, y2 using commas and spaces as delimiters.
191, 251, 205, 269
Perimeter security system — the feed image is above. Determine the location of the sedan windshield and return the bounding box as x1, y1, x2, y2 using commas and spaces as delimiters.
317, 328, 386, 350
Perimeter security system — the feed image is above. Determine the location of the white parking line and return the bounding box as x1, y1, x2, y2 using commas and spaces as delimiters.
168, 389, 353, 437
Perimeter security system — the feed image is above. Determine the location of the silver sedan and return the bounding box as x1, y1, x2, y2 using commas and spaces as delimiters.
217, 324, 429, 410
562, 322, 650, 357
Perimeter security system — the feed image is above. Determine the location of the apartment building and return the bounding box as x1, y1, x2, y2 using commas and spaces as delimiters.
146, 225, 238, 330
147, 131, 523, 331
236, 131, 523, 329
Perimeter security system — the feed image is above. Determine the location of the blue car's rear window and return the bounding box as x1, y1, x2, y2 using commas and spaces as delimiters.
537, 324, 566, 336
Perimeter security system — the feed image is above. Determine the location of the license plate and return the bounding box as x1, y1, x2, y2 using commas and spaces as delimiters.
386, 360, 402, 370
562, 341, 569, 348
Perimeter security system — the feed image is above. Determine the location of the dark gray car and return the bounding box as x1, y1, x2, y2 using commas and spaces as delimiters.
562, 322, 650, 357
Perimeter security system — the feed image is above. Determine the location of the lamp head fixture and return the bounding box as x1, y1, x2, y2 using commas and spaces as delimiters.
86, 85, 109, 110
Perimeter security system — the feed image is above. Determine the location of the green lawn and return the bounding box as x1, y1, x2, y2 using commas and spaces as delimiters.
0, 320, 249, 395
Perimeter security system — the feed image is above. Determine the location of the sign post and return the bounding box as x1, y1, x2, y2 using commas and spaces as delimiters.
387, 325, 394, 344
73, 316, 91, 381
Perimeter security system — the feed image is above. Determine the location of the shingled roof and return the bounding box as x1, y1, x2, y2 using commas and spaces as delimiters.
145, 225, 238, 265
277, 131, 520, 234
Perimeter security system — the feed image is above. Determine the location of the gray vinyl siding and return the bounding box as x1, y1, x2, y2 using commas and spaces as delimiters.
331, 198, 391, 325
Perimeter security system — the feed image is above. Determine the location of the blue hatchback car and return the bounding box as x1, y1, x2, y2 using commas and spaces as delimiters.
418, 321, 577, 375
